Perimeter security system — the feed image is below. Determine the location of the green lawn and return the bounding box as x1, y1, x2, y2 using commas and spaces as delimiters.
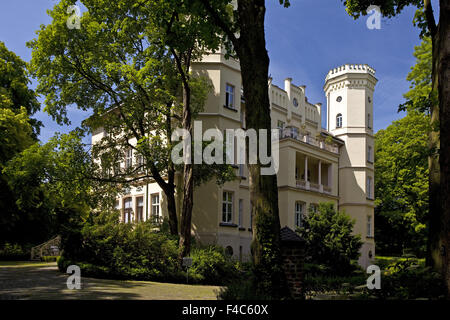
0, 260, 57, 268
0, 261, 221, 299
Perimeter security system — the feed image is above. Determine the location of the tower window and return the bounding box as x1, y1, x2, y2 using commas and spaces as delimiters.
336, 113, 342, 128
367, 146, 373, 163
367, 215, 373, 237
367, 113, 371, 129
366, 176, 373, 199
225, 84, 235, 109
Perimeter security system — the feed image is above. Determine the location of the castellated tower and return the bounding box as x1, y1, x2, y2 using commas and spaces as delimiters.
324, 64, 377, 268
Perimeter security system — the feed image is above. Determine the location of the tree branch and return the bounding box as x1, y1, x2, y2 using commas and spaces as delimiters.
424, 0, 437, 37
199, 0, 240, 50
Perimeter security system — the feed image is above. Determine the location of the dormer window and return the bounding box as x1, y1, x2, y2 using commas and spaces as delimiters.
336, 113, 342, 128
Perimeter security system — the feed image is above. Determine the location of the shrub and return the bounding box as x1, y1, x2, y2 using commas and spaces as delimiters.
189, 246, 239, 285
59, 210, 238, 285
217, 265, 273, 300
375, 255, 425, 270
371, 258, 446, 299
0, 242, 29, 260
41, 255, 59, 262
297, 203, 363, 275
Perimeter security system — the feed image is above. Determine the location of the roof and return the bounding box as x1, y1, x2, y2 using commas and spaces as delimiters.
280, 226, 305, 243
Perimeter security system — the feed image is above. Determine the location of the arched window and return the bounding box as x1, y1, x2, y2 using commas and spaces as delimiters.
336, 113, 342, 128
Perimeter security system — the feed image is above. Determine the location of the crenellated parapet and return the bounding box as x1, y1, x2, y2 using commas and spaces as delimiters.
324, 64, 377, 94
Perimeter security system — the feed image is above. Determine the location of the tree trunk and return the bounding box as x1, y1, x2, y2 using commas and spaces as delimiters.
427, 17, 441, 271
178, 81, 194, 261
165, 183, 178, 235
165, 103, 179, 236
436, 0, 450, 296
171, 49, 195, 262
234, 0, 289, 299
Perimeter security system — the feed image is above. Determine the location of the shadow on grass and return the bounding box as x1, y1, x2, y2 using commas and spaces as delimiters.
0, 263, 220, 300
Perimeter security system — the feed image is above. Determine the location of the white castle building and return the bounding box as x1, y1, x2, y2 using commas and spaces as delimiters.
92, 52, 377, 268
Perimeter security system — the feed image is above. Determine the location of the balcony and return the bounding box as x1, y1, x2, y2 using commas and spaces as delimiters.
296, 179, 333, 195
279, 128, 339, 154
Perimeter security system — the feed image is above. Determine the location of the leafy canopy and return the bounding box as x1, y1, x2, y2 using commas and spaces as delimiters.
374, 111, 431, 256
399, 37, 433, 113
0, 41, 41, 136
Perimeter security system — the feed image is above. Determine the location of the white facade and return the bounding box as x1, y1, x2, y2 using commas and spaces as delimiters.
92, 54, 378, 269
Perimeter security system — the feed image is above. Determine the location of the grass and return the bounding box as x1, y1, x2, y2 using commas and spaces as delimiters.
0, 260, 56, 268
0, 261, 221, 300
375, 256, 425, 270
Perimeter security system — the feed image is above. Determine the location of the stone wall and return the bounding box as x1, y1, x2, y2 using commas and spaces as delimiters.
281, 242, 305, 299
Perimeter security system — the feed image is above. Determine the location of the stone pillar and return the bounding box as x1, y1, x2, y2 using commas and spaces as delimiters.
280, 227, 305, 299
318, 160, 323, 192
304, 156, 310, 189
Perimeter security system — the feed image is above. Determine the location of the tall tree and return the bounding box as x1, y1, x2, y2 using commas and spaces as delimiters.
3, 131, 115, 256
0, 41, 41, 136
342, 0, 450, 297
375, 112, 431, 256
28, 0, 184, 236
28, 0, 222, 239
196, 0, 290, 298
0, 43, 41, 245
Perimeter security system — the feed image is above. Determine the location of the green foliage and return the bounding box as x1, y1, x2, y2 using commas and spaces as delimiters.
0, 41, 41, 135
302, 262, 366, 296
375, 255, 424, 270
60, 209, 237, 285
0, 107, 41, 245
0, 243, 29, 260
399, 37, 432, 113
297, 202, 362, 275
189, 246, 238, 285
28, 1, 234, 238
2, 130, 111, 247
217, 264, 273, 300
60, 209, 182, 281
371, 258, 446, 299
41, 255, 60, 262
374, 112, 431, 256
342, 0, 422, 19
0, 107, 34, 165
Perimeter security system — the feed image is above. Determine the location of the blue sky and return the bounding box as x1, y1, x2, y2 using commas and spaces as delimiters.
0, 0, 429, 142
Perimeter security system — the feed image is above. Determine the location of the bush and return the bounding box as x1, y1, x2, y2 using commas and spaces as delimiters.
0, 242, 29, 260
371, 258, 446, 299
189, 246, 239, 285
59, 210, 238, 285
41, 255, 59, 262
297, 203, 363, 275
217, 264, 273, 300
375, 255, 425, 270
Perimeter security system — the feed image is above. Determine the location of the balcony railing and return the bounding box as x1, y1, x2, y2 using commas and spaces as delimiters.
310, 182, 320, 192
295, 179, 333, 195
296, 179, 306, 188
323, 185, 332, 194
279, 128, 339, 154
